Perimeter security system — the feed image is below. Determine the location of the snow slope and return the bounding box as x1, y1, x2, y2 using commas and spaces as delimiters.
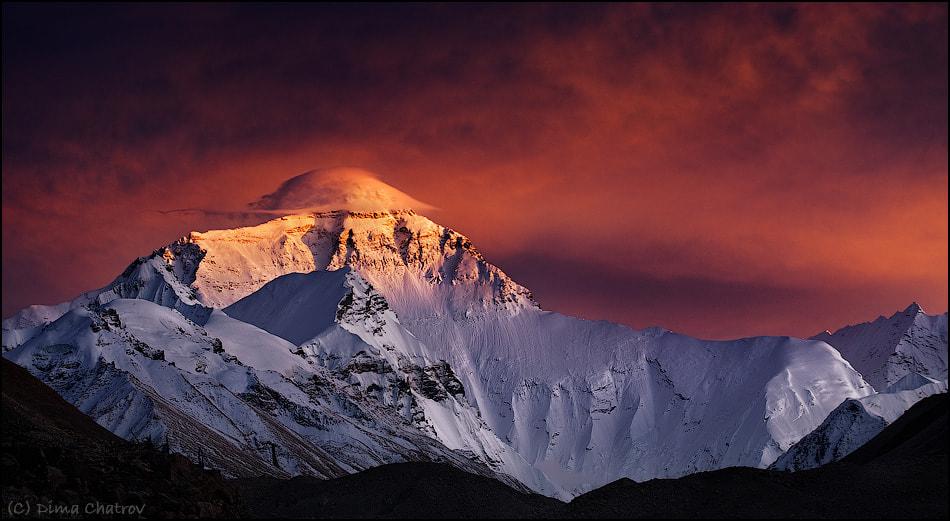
812, 303, 948, 390
3, 298, 528, 491
224, 270, 349, 345
770, 378, 947, 471
157, 208, 875, 494
393, 312, 872, 494
226, 268, 560, 496
223, 259, 875, 494
2, 242, 209, 351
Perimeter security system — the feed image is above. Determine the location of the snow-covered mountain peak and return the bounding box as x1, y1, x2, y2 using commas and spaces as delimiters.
249, 167, 435, 214
812, 304, 948, 390
183, 209, 537, 318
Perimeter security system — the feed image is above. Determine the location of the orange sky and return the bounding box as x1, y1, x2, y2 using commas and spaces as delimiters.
2, 4, 947, 339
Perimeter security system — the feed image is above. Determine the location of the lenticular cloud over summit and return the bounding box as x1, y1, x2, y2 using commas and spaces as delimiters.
249, 168, 436, 213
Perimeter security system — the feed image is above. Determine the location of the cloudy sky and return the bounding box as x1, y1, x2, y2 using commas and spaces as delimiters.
2, 3, 947, 338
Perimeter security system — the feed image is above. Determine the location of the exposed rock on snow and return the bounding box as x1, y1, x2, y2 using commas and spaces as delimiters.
3, 298, 533, 491
812, 303, 948, 390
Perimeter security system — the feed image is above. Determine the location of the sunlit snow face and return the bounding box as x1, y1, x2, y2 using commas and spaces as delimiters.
248, 167, 436, 213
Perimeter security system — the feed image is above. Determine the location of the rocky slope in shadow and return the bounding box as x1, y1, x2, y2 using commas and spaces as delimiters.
1, 358, 244, 519
234, 462, 560, 519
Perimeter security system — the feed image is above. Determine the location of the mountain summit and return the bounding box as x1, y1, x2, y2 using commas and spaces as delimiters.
812, 304, 947, 390
178, 209, 536, 314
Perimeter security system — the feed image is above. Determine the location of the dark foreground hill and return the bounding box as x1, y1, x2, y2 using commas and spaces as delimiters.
234, 462, 560, 519
554, 393, 948, 519
0, 358, 243, 518
844, 391, 947, 464
235, 394, 948, 519
2, 355, 946, 519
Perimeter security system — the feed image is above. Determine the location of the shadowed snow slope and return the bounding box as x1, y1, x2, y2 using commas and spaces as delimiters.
224, 270, 350, 345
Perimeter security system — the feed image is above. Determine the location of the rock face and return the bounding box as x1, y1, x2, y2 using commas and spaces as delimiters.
3, 180, 947, 499
812, 303, 948, 391
770, 398, 888, 472
1, 358, 244, 518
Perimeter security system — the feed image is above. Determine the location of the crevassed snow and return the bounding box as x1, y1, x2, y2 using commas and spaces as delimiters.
858, 380, 947, 423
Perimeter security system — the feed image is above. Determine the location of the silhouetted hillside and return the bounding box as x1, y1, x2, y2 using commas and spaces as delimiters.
234, 462, 559, 519
555, 394, 948, 519
845, 393, 948, 463
233, 395, 947, 519
1, 358, 243, 518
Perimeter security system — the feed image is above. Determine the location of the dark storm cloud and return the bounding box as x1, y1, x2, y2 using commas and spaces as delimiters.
2, 3, 946, 338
